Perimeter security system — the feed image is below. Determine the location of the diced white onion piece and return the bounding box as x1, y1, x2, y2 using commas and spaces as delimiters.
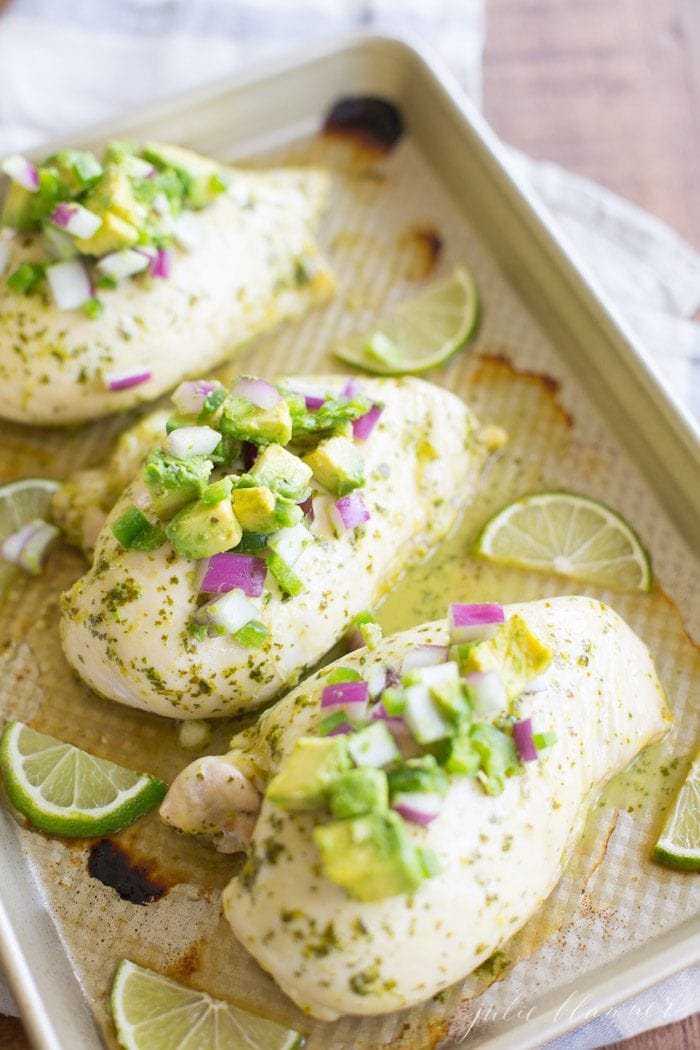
393, 791, 443, 826
0, 242, 9, 276
172, 211, 202, 250
122, 155, 156, 179
197, 588, 259, 635
177, 720, 212, 751
1, 154, 39, 191
267, 523, 311, 567
347, 722, 400, 768
401, 644, 449, 675
42, 226, 77, 260
97, 249, 150, 281
232, 376, 280, 410
46, 259, 92, 310
152, 192, 170, 216
465, 670, 507, 715
2, 517, 59, 574
403, 685, 453, 744
405, 660, 460, 689
165, 426, 220, 458
521, 672, 549, 694
172, 379, 221, 415
105, 367, 152, 391
51, 202, 102, 239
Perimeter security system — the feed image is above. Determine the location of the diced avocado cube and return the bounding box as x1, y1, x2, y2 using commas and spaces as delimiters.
442, 734, 481, 776
328, 768, 389, 819
464, 614, 553, 700
142, 142, 229, 209
220, 395, 292, 447
469, 723, 519, 796
266, 736, 351, 811
302, 435, 364, 497
388, 755, 448, 798
232, 485, 277, 533
83, 169, 148, 227
347, 722, 400, 768
430, 677, 470, 726
73, 210, 139, 256
202, 476, 234, 505
165, 497, 242, 560
1, 182, 38, 231
143, 450, 213, 520
313, 811, 425, 901
46, 149, 103, 195
273, 498, 304, 528
248, 443, 313, 501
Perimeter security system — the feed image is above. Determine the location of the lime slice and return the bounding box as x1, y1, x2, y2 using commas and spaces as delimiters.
0, 721, 167, 836
0, 477, 60, 597
111, 959, 303, 1050
474, 491, 652, 592
652, 751, 700, 871
333, 265, 478, 374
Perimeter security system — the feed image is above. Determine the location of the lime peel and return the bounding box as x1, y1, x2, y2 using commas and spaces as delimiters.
0, 721, 167, 836
652, 751, 700, 871
474, 491, 652, 593
111, 959, 303, 1050
333, 265, 479, 375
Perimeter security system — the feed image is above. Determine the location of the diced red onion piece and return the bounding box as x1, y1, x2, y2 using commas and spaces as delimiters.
352, 403, 383, 441
321, 680, 369, 712
345, 626, 364, 652
105, 367, 152, 391
298, 496, 314, 522
2, 154, 39, 192
197, 588, 260, 634
199, 553, 267, 598
326, 722, 354, 736
233, 376, 280, 410
2, 517, 59, 574
46, 259, 92, 310
370, 702, 405, 728
150, 247, 172, 278
401, 644, 449, 675
513, 718, 538, 762
465, 670, 506, 715
165, 425, 220, 458
171, 379, 220, 415
341, 378, 363, 399
51, 202, 102, 239
521, 673, 548, 694
331, 492, 370, 531
97, 249, 150, 281
286, 380, 327, 410
242, 442, 259, 470
448, 603, 505, 643
0, 242, 9, 276
393, 791, 443, 826
172, 211, 203, 250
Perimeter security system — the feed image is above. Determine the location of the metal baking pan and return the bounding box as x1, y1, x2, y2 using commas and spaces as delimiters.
0, 32, 698, 1050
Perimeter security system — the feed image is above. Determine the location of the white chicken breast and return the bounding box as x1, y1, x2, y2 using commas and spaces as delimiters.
60, 376, 494, 718
162, 596, 670, 1020
0, 166, 333, 424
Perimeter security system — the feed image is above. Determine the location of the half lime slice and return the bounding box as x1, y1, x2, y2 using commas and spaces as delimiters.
0, 721, 167, 836
333, 265, 478, 374
474, 491, 652, 592
652, 751, 700, 871
111, 959, 303, 1050
0, 477, 60, 597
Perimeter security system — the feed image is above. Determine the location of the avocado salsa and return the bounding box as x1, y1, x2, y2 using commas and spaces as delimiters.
263, 610, 556, 902
110, 374, 381, 649
1, 140, 230, 314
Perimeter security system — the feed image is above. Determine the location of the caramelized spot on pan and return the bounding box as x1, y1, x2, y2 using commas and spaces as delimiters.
323, 96, 404, 153
87, 838, 169, 905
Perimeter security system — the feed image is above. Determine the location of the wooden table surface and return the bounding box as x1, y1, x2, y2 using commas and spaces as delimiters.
0, 0, 698, 1047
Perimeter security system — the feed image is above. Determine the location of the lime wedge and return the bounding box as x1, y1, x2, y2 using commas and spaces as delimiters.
333, 265, 478, 374
111, 959, 303, 1050
0, 477, 60, 598
474, 491, 652, 592
652, 751, 700, 871
0, 721, 167, 836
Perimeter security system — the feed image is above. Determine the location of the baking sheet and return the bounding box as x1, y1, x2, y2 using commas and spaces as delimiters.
0, 33, 698, 1050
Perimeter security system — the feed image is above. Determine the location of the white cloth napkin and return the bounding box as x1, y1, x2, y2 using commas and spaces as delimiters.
0, 0, 698, 1043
